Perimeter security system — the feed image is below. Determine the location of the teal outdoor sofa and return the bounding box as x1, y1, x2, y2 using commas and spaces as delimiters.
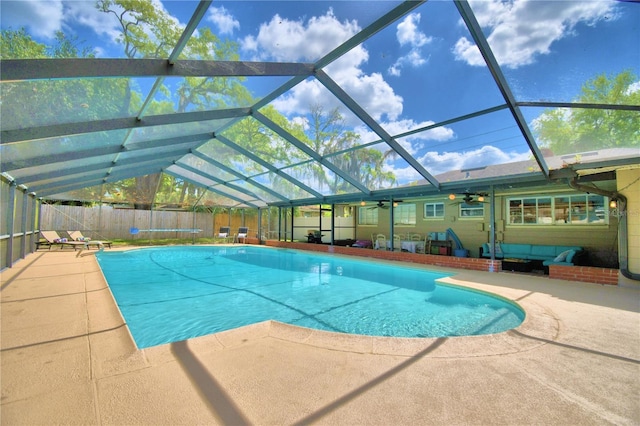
480, 243, 584, 268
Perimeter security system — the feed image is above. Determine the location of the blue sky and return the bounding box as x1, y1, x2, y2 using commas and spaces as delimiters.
2, 0, 638, 185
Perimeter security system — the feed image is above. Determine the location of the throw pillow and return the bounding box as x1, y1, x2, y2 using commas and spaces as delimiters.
489, 243, 502, 256
554, 249, 572, 262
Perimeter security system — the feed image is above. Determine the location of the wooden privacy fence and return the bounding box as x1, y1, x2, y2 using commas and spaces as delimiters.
39, 204, 257, 241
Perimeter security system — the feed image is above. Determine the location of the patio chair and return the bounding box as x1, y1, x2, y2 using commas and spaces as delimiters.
67, 231, 112, 249
392, 234, 402, 251
235, 227, 249, 243
35, 234, 54, 251
306, 229, 323, 244
39, 231, 87, 251
217, 226, 231, 243
375, 234, 387, 250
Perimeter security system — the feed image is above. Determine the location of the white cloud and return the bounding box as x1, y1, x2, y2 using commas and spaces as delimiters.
331, 69, 404, 121
453, 37, 484, 67
397, 13, 430, 47
250, 10, 404, 123
241, 9, 359, 62
3, 0, 184, 56
207, 6, 239, 35
453, 0, 618, 69
353, 119, 455, 156
65, 1, 122, 45
626, 81, 640, 95
388, 65, 401, 77
388, 13, 432, 76
388, 49, 429, 76
271, 80, 336, 117
0, 0, 64, 39
75, 0, 184, 55
385, 143, 531, 184
0, 0, 121, 55
417, 145, 530, 176
386, 164, 423, 185
290, 116, 309, 130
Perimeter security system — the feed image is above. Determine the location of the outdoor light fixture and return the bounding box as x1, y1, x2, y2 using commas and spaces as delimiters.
477, 196, 485, 202
609, 199, 617, 209
448, 194, 456, 200
360, 201, 366, 206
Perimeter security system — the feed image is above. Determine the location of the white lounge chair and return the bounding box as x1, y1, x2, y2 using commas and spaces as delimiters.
38, 231, 87, 251
68, 231, 112, 249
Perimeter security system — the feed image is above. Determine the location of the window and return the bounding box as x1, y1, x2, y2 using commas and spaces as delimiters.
459, 202, 484, 218
358, 206, 378, 225
509, 194, 608, 225
394, 204, 416, 225
510, 197, 551, 224
424, 202, 445, 219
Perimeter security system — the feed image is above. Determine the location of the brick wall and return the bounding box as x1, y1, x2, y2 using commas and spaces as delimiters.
549, 265, 619, 285
262, 240, 620, 285
264, 240, 499, 272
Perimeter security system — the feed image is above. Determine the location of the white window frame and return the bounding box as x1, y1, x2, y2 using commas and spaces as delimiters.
394, 204, 416, 226
358, 206, 378, 226
507, 194, 609, 225
459, 202, 484, 219
424, 202, 445, 220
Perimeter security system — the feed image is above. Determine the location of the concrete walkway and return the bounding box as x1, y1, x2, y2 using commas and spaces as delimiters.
1, 249, 639, 425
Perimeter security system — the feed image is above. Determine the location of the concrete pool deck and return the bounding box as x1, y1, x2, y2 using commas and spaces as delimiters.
1, 248, 639, 425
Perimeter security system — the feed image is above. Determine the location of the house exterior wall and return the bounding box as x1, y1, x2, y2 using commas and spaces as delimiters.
618, 168, 640, 287
355, 187, 620, 267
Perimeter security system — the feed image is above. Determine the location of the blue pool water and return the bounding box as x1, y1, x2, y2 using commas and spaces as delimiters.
96, 246, 525, 348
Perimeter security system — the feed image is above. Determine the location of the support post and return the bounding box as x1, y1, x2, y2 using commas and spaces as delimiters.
489, 186, 496, 270
20, 188, 28, 259
29, 195, 37, 252
6, 181, 16, 268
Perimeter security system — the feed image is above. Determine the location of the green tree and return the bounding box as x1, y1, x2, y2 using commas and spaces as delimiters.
0, 28, 46, 58
534, 70, 640, 155
1, 28, 131, 204
98, 0, 254, 208
307, 104, 395, 193
218, 106, 310, 200
0, 28, 119, 129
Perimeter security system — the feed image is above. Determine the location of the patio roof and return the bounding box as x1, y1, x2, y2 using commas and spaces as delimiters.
1, 0, 638, 208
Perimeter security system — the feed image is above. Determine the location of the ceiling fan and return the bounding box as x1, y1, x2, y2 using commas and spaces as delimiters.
363, 200, 403, 209
448, 191, 489, 205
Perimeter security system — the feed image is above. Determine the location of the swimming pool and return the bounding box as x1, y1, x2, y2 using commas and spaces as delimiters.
96, 246, 524, 348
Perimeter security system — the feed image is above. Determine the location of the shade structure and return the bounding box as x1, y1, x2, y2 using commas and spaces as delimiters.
1, 0, 638, 209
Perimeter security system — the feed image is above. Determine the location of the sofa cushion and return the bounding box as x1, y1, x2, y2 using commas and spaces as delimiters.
489, 243, 503, 256
531, 245, 557, 258
483, 243, 582, 262
501, 244, 531, 256
543, 259, 565, 266
554, 246, 582, 255
553, 250, 572, 262
481, 243, 504, 258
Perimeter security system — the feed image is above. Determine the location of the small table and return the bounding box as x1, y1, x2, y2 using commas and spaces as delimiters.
427, 239, 451, 256
375, 240, 425, 253
502, 258, 533, 272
